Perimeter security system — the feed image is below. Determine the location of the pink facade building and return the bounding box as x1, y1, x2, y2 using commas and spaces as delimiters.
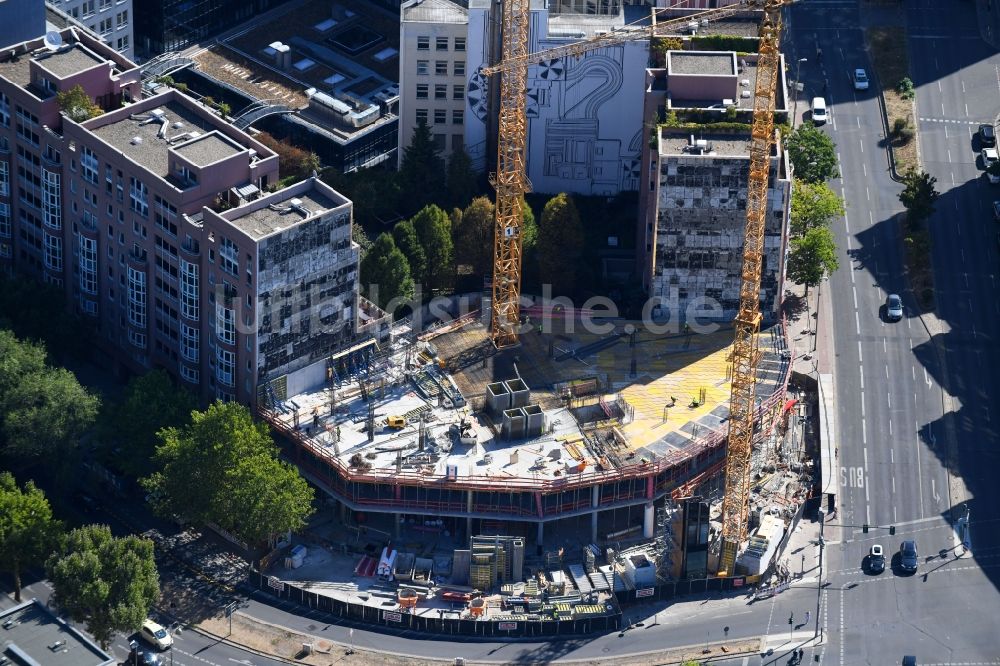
0, 28, 378, 405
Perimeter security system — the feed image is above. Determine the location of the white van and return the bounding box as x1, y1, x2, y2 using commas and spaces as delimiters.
812, 97, 828, 125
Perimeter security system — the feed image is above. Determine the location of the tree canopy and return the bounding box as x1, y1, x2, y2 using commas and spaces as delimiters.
786, 125, 838, 183
454, 196, 495, 279
898, 169, 939, 225
446, 148, 478, 210
47, 525, 159, 649
790, 179, 845, 237
537, 193, 584, 296
360, 233, 415, 311
411, 204, 454, 293
0, 330, 100, 463
392, 220, 427, 291
398, 120, 446, 216
786, 226, 840, 293
57, 85, 102, 122
0, 472, 62, 601
143, 401, 314, 547
99, 370, 195, 478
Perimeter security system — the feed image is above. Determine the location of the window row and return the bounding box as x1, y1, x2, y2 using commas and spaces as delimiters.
415, 59, 465, 77
415, 109, 464, 125
415, 84, 465, 101
416, 36, 465, 52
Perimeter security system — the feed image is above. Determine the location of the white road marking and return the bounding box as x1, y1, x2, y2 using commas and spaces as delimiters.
892, 475, 896, 494
862, 419, 867, 443
947, 149, 952, 162
893, 505, 897, 523
860, 138, 864, 153
857, 117, 861, 128
853, 286, 858, 309
887, 391, 891, 408
966, 102, 969, 117
844, 208, 850, 232
945, 125, 949, 139
889, 419, 893, 436
862, 162, 867, 177
890, 448, 894, 464
962, 80, 967, 94
924, 368, 932, 387
932, 478, 941, 503
858, 340, 863, 363
938, 80, 942, 92
869, 210, 874, 226
883, 337, 887, 353
861, 368, 865, 391
951, 172, 956, 185
855, 311, 861, 334
866, 186, 870, 201
911, 366, 915, 381
941, 101, 946, 115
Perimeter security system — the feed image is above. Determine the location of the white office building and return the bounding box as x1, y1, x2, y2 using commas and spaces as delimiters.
49, 0, 134, 59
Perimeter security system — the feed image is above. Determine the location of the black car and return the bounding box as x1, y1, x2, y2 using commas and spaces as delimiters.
868, 544, 886, 574
899, 540, 918, 573
980, 124, 997, 148
130, 650, 163, 666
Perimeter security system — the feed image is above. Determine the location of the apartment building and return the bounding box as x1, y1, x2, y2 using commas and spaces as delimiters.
0, 28, 375, 405
50, 0, 135, 59
398, 0, 468, 165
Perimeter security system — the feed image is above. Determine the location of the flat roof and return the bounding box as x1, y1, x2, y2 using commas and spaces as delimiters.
0, 599, 115, 666
34, 43, 104, 78
227, 186, 341, 239
669, 52, 734, 76
89, 100, 236, 179
659, 132, 750, 156
173, 131, 244, 167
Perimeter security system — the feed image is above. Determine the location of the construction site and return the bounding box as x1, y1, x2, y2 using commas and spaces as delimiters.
257, 304, 816, 626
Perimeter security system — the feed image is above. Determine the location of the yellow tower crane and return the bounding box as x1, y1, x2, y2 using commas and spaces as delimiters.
482, 0, 788, 572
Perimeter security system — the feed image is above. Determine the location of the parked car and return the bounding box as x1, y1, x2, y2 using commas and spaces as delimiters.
812, 97, 828, 125
886, 294, 903, 322
899, 540, 919, 573
853, 68, 870, 90
982, 147, 1000, 183
868, 544, 886, 574
140, 619, 173, 650
980, 123, 996, 148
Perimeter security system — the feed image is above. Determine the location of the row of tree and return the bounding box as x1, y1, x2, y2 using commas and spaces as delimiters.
360, 192, 588, 310
0, 473, 160, 649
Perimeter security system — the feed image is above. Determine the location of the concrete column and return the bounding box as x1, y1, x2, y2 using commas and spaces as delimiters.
536, 521, 544, 547
466, 490, 473, 539
643, 502, 655, 539
590, 485, 600, 543
395, 513, 402, 539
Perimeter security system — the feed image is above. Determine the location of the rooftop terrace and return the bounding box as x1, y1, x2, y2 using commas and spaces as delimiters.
658, 132, 752, 157
224, 178, 347, 240
33, 43, 105, 78
669, 52, 735, 76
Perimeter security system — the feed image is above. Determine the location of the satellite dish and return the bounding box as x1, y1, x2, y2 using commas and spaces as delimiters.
43, 31, 63, 51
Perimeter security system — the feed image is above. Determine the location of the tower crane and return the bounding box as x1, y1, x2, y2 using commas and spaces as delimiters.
482, 0, 788, 573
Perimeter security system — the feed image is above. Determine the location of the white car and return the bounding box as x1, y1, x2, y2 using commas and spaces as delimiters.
140, 619, 173, 650
853, 68, 869, 90
984, 148, 1000, 183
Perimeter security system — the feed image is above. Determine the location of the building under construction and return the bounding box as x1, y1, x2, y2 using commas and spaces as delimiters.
260, 308, 794, 572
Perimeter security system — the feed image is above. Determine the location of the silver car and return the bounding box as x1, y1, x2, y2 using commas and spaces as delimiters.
886, 294, 903, 321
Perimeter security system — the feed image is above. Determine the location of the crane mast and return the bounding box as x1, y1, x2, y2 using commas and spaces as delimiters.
483, 0, 788, 574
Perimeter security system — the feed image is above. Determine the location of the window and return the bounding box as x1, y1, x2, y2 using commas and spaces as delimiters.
98, 17, 113, 36
180, 259, 199, 320
435, 60, 448, 75
180, 364, 199, 384
417, 36, 429, 50
216, 303, 235, 345
415, 84, 428, 100
0, 92, 9, 127
0, 202, 10, 239
434, 85, 447, 100
129, 177, 148, 216
43, 232, 62, 271
219, 237, 239, 276
216, 348, 235, 387
454, 61, 465, 76
100, 0, 112, 9
415, 109, 428, 124
79, 236, 98, 295
116, 35, 129, 52
81, 0, 95, 17
127, 265, 146, 328
454, 37, 466, 51
453, 85, 464, 100
42, 169, 61, 230
416, 60, 429, 75
0, 160, 8, 196
180, 323, 199, 362
434, 109, 447, 124
452, 109, 464, 124
81, 147, 98, 184
436, 36, 449, 51
116, 9, 128, 27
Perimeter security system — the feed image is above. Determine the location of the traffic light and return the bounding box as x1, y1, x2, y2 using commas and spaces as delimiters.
863, 524, 869, 534
890, 526, 896, 535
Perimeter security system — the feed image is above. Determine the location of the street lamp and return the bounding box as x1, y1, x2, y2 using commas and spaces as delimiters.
792, 57, 808, 125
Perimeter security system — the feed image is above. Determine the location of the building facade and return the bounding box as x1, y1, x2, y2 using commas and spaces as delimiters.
0, 0, 46, 50
50, 0, 135, 59
0, 28, 374, 405
399, 0, 469, 165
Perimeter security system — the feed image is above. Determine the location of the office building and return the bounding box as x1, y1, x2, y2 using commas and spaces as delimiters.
49, 0, 135, 59
0, 0, 46, 50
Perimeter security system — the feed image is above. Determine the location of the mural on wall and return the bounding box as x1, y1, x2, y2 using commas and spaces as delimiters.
464, 5, 647, 196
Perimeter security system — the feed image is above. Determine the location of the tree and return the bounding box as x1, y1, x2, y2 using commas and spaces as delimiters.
0, 331, 100, 462
898, 169, 939, 226
300, 152, 322, 176
322, 168, 401, 228
46, 525, 159, 649
143, 402, 314, 547
360, 233, 414, 310
0, 473, 62, 601
455, 196, 495, 278
411, 205, 454, 293
398, 120, 446, 215
790, 179, 845, 237
0, 275, 90, 360
392, 220, 427, 289
786, 226, 840, 294
100, 370, 195, 478
254, 131, 313, 180
536, 193, 584, 296
520, 197, 538, 251
446, 148, 478, 210
56, 85, 102, 122
785, 125, 838, 183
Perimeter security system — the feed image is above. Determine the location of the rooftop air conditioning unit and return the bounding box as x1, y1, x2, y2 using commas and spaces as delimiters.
150, 108, 166, 120
687, 21, 699, 34
130, 136, 142, 145
289, 198, 304, 207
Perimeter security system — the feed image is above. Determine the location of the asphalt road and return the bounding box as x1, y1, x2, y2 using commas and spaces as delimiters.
786, 0, 1000, 664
